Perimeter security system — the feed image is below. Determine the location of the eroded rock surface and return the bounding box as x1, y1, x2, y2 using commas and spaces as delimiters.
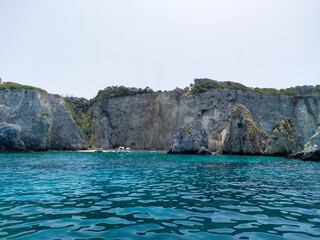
0, 89, 86, 151
288, 126, 320, 161
264, 117, 303, 156
167, 120, 211, 154
0, 123, 25, 151
221, 104, 268, 155
89, 89, 320, 152
1, 84, 320, 153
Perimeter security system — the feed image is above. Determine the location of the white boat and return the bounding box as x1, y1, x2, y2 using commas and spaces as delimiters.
150, 148, 157, 153
95, 148, 104, 153
117, 147, 125, 154
125, 148, 131, 153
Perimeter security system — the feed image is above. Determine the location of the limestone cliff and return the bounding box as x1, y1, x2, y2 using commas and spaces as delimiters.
1, 81, 320, 154
87, 89, 320, 152
167, 120, 211, 155
288, 126, 320, 161
221, 104, 268, 155
0, 123, 25, 151
264, 117, 303, 156
0, 88, 86, 151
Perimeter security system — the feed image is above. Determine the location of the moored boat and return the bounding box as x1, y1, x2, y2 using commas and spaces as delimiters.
125, 148, 131, 154
95, 148, 104, 153
117, 147, 125, 154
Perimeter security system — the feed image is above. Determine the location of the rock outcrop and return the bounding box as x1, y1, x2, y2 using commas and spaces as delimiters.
167, 121, 211, 154
0, 89, 86, 151
197, 147, 212, 155
264, 117, 303, 156
0, 123, 25, 151
288, 126, 320, 161
221, 104, 268, 155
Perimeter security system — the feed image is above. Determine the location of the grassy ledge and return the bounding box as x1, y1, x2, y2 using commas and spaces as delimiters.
0, 82, 47, 93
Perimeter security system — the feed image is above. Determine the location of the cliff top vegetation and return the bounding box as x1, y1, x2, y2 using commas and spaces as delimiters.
2, 79, 320, 102
91, 86, 154, 103
190, 79, 251, 94
190, 78, 320, 96
0, 82, 47, 93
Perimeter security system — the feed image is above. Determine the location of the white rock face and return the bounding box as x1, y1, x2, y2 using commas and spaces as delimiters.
288, 127, 320, 161
89, 90, 197, 150
304, 126, 320, 152
1, 87, 320, 153
264, 117, 303, 156
0, 123, 25, 151
90, 89, 320, 152
0, 89, 86, 151
221, 104, 268, 155
167, 120, 211, 155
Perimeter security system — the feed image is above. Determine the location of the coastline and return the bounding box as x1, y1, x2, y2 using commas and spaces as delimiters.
1, 81, 319, 160
75, 149, 168, 153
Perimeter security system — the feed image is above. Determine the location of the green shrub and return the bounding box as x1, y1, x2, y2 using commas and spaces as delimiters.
190, 78, 251, 94
183, 87, 190, 92
91, 86, 154, 103
189, 78, 320, 96
64, 98, 92, 138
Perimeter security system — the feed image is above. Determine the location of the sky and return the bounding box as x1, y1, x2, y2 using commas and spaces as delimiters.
0, 0, 319, 99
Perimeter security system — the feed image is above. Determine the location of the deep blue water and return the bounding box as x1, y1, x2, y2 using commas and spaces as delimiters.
0, 152, 319, 239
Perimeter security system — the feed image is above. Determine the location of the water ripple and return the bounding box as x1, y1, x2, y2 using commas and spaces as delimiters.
0, 152, 319, 239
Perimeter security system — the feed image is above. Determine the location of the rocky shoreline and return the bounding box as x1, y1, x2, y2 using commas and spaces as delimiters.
287, 126, 320, 161
0, 80, 319, 161
167, 104, 319, 160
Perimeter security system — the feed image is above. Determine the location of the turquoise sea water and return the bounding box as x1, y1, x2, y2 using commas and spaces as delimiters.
0, 153, 319, 240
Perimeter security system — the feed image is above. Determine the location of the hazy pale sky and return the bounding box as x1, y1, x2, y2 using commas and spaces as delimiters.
1, 0, 319, 99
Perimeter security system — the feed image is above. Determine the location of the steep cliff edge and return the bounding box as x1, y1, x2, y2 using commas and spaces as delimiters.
1, 80, 319, 153
0, 85, 86, 151
87, 90, 196, 150
88, 88, 320, 152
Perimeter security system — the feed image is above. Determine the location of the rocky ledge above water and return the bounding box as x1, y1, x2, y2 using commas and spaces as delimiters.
167, 121, 212, 155
288, 126, 320, 161
264, 117, 303, 156
221, 104, 268, 155
0, 123, 25, 151
167, 105, 312, 158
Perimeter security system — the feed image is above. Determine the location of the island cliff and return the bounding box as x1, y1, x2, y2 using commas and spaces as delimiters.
0, 83, 86, 151
87, 88, 320, 153
0, 80, 319, 158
